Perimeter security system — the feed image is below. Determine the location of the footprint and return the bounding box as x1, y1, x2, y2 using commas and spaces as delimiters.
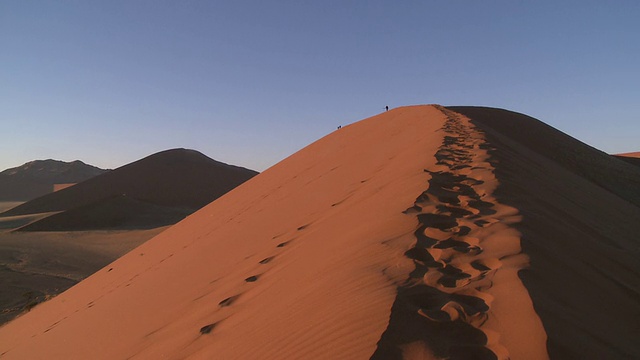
218, 295, 239, 307
372, 111, 505, 359
244, 275, 259, 282
199, 323, 217, 334
402, 205, 422, 214
259, 256, 274, 264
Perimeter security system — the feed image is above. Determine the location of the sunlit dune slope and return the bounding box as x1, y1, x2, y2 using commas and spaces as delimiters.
1, 105, 638, 359
0, 106, 459, 359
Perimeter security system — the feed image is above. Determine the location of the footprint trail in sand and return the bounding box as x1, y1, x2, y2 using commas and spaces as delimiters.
372, 106, 526, 360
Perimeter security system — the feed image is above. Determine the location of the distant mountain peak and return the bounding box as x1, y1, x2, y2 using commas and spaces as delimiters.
1, 148, 259, 221
0, 159, 109, 202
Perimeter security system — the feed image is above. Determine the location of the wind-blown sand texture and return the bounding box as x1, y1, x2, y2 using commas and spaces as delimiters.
0, 105, 639, 359
0, 228, 166, 325
616, 151, 640, 158
372, 107, 545, 359
450, 106, 640, 359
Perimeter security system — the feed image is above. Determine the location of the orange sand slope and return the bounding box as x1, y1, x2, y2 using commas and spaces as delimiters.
616, 151, 640, 158
1, 105, 639, 359
614, 151, 640, 167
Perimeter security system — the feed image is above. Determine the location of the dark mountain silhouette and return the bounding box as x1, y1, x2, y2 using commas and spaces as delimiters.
2, 148, 258, 230
0, 160, 108, 201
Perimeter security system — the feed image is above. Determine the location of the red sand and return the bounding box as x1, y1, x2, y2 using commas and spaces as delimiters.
1, 105, 638, 358
2, 149, 257, 217
0, 106, 546, 359
616, 151, 640, 158
53, 183, 75, 192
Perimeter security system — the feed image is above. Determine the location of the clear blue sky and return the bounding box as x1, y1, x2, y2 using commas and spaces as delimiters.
2, 1, 639, 171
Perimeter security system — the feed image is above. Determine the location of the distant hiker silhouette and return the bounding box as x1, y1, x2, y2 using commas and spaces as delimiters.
337, 126, 342, 129
385, 106, 389, 111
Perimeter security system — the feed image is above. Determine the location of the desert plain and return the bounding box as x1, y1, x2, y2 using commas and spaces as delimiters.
0, 200, 167, 325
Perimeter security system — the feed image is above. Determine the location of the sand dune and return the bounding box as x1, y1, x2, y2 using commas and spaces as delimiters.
0, 105, 638, 359
372, 107, 545, 359
0, 228, 166, 325
614, 151, 640, 167
1, 149, 257, 231
16, 195, 191, 231
616, 151, 640, 158
450, 106, 640, 359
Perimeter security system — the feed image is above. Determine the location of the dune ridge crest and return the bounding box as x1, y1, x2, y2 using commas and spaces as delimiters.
451, 106, 640, 358
0, 106, 448, 359
0, 105, 552, 359
372, 107, 547, 359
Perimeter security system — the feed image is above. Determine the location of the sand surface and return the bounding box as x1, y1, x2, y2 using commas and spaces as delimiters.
0, 106, 550, 359
0, 227, 166, 325
0, 203, 23, 214
615, 151, 640, 158
451, 106, 640, 359
614, 151, 640, 167
1, 105, 638, 359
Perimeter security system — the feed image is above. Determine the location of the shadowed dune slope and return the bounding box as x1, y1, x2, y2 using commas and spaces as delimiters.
447, 107, 640, 207
615, 152, 640, 167
0, 160, 108, 202
449, 106, 640, 359
15, 195, 192, 231
0, 149, 258, 218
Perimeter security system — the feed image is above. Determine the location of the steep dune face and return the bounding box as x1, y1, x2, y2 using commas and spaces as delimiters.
0, 106, 547, 359
616, 151, 640, 158
0, 106, 438, 358
3, 105, 635, 359
450, 106, 640, 359
614, 152, 640, 167
447, 107, 640, 207
372, 107, 546, 360
1, 149, 257, 218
